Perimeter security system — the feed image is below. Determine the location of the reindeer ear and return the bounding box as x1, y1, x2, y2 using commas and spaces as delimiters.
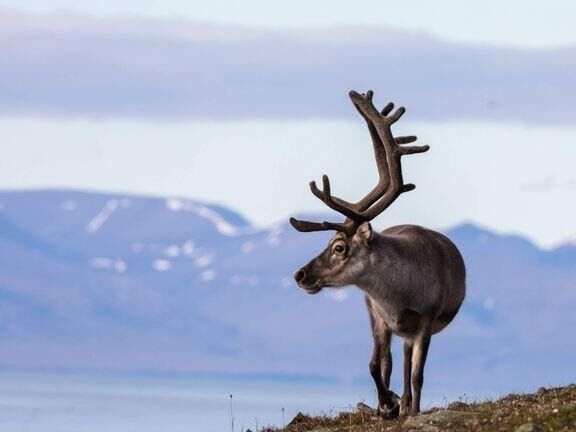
356, 222, 373, 245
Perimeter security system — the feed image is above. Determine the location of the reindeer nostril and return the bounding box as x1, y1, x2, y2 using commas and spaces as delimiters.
294, 269, 306, 283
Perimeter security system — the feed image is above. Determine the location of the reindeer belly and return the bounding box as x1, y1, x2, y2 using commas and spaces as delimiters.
386, 308, 425, 337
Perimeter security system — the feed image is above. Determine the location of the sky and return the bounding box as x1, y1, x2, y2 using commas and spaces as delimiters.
2, 0, 576, 47
1, 1, 575, 247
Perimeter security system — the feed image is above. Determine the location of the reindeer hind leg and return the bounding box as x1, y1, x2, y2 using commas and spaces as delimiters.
410, 323, 432, 415
400, 338, 413, 416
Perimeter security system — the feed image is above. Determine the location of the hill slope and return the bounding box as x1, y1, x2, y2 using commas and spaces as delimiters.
275, 384, 576, 432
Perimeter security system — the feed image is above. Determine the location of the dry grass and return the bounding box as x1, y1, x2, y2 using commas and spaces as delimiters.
261, 384, 576, 432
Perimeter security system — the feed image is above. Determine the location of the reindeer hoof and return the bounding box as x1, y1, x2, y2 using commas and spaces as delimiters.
377, 392, 400, 419
400, 396, 412, 416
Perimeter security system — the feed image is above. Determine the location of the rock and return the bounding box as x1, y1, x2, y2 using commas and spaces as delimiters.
515, 422, 543, 432
356, 402, 377, 416
287, 412, 310, 426
403, 409, 476, 431
447, 401, 468, 410
536, 386, 547, 395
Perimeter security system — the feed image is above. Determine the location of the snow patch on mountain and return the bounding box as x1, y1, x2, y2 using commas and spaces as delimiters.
164, 245, 181, 257
165, 198, 239, 236
152, 259, 171, 272
195, 253, 214, 268
115, 260, 127, 273
200, 269, 216, 282
182, 240, 195, 256
61, 200, 77, 211
86, 199, 119, 233
327, 290, 349, 302
89, 257, 127, 273
267, 224, 283, 246
558, 232, 576, 247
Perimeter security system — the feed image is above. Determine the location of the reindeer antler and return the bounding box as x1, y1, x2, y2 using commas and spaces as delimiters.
290, 90, 429, 236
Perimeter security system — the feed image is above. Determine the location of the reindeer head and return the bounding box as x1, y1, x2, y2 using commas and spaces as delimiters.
291, 90, 429, 294
293, 222, 375, 293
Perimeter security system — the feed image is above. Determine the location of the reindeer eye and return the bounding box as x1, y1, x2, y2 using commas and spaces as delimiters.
333, 244, 346, 254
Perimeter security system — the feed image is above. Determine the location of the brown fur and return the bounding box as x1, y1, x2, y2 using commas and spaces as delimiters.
291, 90, 465, 417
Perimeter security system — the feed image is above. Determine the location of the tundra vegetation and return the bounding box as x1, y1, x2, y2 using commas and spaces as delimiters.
265, 384, 576, 432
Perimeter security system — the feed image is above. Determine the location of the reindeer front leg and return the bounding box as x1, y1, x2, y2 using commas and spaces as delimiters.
369, 327, 399, 418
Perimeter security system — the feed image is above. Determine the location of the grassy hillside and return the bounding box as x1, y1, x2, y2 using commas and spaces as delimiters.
269, 384, 575, 432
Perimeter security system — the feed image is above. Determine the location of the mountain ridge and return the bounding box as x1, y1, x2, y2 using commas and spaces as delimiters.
0, 189, 574, 397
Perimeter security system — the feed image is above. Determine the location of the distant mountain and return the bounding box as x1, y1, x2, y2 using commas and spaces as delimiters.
0, 190, 574, 396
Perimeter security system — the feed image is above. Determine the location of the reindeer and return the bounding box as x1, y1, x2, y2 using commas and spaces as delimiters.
290, 90, 466, 417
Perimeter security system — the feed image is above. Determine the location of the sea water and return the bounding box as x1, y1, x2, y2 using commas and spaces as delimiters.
0, 370, 379, 432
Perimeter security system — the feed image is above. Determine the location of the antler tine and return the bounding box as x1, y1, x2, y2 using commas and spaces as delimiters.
381, 102, 394, 116
310, 90, 429, 222
289, 90, 429, 235
309, 175, 370, 222
289, 217, 356, 236
395, 135, 417, 144
310, 92, 394, 213
399, 145, 430, 155
289, 217, 329, 232
346, 90, 429, 220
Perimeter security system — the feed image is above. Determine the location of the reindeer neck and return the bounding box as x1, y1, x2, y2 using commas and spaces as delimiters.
353, 232, 400, 300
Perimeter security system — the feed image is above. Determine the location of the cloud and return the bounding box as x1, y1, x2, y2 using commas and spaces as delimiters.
1, 8, 575, 122
520, 176, 576, 192
520, 176, 557, 191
